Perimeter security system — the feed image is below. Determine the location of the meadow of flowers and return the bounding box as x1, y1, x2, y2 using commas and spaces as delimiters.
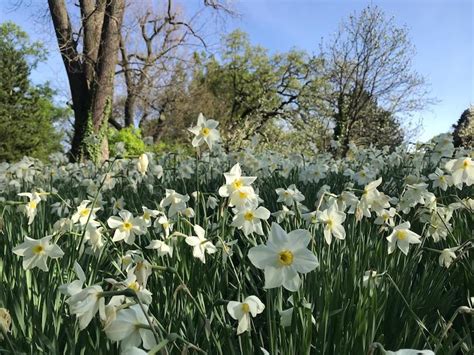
0, 115, 473, 354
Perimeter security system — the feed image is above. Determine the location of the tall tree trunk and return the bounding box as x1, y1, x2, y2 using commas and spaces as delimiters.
89, 0, 125, 161
49, 0, 125, 162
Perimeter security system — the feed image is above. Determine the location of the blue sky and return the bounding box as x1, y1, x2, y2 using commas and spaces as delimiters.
1, 0, 472, 141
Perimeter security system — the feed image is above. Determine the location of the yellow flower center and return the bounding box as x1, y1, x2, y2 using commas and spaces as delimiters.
241, 303, 250, 313
28, 201, 37, 209
232, 179, 243, 189
33, 245, 44, 254
143, 212, 150, 220
244, 211, 254, 221
463, 159, 470, 169
395, 230, 408, 240
163, 222, 169, 229
123, 222, 133, 231
128, 281, 140, 292
80, 208, 90, 217
201, 127, 210, 136
239, 191, 248, 199
326, 218, 333, 229
278, 250, 294, 266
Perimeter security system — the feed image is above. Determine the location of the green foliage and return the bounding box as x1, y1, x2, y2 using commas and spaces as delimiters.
0, 21, 66, 162
108, 126, 145, 156
151, 139, 193, 156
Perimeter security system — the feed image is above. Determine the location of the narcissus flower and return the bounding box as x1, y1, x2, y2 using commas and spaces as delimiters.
107, 210, 146, 245
218, 163, 256, 197
231, 205, 270, 236
18, 192, 41, 225
188, 113, 220, 150
227, 295, 265, 334
386, 222, 421, 255
13, 235, 64, 271
445, 157, 474, 187
438, 247, 458, 268
137, 153, 149, 175
104, 304, 157, 351
67, 285, 105, 330
248, 223, 319, 292
72, 200, 100, 226
275, 184, 305, 206
160, 189, 189, 217
185, 225, 217, 263
316, 202, 346, 245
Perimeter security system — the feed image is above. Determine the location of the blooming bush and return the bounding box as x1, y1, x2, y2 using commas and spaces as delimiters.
0, 115, 473, 354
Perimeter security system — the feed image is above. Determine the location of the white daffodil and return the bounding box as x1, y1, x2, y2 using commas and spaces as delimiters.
356, 178, 383, 220
140, 206, 160, 227
275, 184, 305, 206
146, 239, 173, 257
438, 247, 458, 268
386, 222, 422, 255
185, 225, 217, 263
218, 163, 257, 197
104, 304, 156, 351
107, 210, 147, 245
59, 261, 86, 297
18, 192, 41, 225
231, 206, 270, 236
67, 285, 106, 330
227, 295, 265, 335
188, 113, 220, 150
316, 203, 346, 245
13, 235, 64, 271
248, 223, 319, 292
153, 214, 173, 237
445, 157, 474, 188
160, 189, 189, 217
83, 224, 105, 254
229, 186, 259, 209
111, 197, 126, 215
374, 208, 396, 227
428, 167, 452, 191
71, 200, 100, 226
137, 153, 149, 175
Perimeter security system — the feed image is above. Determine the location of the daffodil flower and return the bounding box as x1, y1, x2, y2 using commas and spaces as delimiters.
107, 210, 147, 245
218, 163, 256, 197
13, 235, 64, 271
185, 225, 217, 263
188, 113, 221, 150
231, 205, 270, 236
227, 295, 265, 334
18, 192, 41, 225
248, 223, 319, 292
386, 222, 421, 255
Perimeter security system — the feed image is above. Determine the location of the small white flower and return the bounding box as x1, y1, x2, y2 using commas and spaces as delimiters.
146, 239, 173, 257
185, 225, 217, 263
71, 200, 100, 226
275, 184, 305, 206
386, 222, 422, 255
67, 285, 106, 330
107, 210, 147, 245
18, 192, 41, 225
445, 157, 474, 188
317, 203, 346, 245
227, 295, 265, 334
188, 113, 221, 150
438, 247, 458, 268
160, 190, 189, 217
218, 163, 256, 197
104, 304, 156, 351
231, 205, 270, 236
13, 235, 64, 271
248, 223, 319, 292
137, 153, 149, 175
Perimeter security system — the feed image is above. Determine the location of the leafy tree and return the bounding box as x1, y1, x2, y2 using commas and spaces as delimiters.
0, 22, 65, 162
320, 6, 432, 155
146, 30, 327, 150
452, 106, 473, 148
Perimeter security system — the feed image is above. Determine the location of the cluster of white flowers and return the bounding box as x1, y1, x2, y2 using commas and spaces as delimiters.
3, 114, 472, 352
